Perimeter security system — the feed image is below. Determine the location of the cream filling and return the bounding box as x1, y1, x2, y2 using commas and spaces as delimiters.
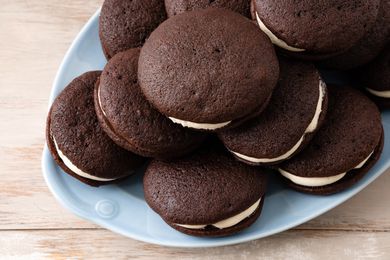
53, 137, 116, 182
279, 151, 374, 187
97, 87, 107, 117
231, 80, 326, 164
175, 198, 261, 229
279, 169, 347, 187
255, 12, 305, 52
169, 117, 231, 130
355, 151, 374, 168
366, 88, 390, 98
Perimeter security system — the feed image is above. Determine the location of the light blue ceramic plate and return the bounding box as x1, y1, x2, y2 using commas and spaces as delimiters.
42, 9, 390, 248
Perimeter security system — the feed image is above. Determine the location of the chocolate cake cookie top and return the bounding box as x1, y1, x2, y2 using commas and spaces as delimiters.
138, 8, 279, 131
144, 148, 267, 236
164, 0, 251, 18
320, 0, 390, 69
278, 86, 383, 194
253, 0, 380, 56
99, 0, 166, 59
219, 59, 328, 165
46, 71, 144, 186
95, 48, 207, 159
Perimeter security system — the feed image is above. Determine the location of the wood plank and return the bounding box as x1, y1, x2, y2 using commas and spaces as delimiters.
0, 0, 390, 257
0, 0, 103, 230
0, 229, 389, 259
0, 0, 390, 232
300, 171, 390, 231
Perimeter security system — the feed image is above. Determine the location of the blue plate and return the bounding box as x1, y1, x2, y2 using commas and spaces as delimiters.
42, 9, 390, 248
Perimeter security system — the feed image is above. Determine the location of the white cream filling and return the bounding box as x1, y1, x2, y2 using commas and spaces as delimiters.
169, 117, 231, 130
354, 151, 374, 168
97, 87, 108, 117
255, 12, 305, 52
366, 88, 390, 98
53, 137, 116, 182
175, 198, 261, 229
279, 151, 374, 187
279, 169, 347, 187
231, 80, 326, 163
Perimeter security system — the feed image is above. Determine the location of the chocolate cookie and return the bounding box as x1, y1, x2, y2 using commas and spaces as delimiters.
95, 49, 207, 159
219, 59, 328, 165
46, 71, 144, 186
143, 149, 267, 237
319, 0, 390, 70
253, 0, 381, 60
354, 45, 390, 109
278, 86, 383, 195
138, 8, 279, 131
99, 0, 166, 59
164, 0, 251, 18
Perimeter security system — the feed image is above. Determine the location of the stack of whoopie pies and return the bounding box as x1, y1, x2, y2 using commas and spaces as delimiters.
46, 0, 389, 237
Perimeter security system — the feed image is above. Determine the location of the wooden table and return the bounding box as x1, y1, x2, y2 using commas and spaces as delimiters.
1, 1, 389, 258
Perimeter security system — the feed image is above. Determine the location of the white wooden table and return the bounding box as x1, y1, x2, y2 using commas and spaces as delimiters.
1, 1, 389, 258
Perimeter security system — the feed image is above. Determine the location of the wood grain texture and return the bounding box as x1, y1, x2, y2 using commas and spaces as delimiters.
0, 0, 389, 258
1, 229, 390, 260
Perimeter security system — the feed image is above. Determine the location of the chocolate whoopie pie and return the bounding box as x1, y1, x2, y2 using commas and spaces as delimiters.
138, 8, 279, 131
219, 59, 328, 165
95, 48, 207, 159
143, 148, 267, 237
354, 45, 390, 109
46, 71, 144, 186
252, 0, 381, 60
99, 0, 166, 59
320, 0, 390, 70
164, 0, 251, 18
278, 86, 383, 195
